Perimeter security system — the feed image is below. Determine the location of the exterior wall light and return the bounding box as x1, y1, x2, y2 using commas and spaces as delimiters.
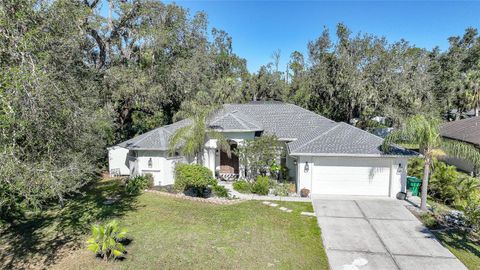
148, 158, 153, 168
397, 163, 403, 174
304, 161, 309, 173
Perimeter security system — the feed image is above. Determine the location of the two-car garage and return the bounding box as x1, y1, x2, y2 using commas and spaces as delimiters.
296, 156, 408, 198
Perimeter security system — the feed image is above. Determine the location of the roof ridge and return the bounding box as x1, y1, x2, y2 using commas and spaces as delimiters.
130, 128, 166, 147
287, 103, 333, 122
290, 124, 341, 152
209, 110, 230, 125
231, 110, 263, 129
229, 111, 250, 130
337, 122, 384, 141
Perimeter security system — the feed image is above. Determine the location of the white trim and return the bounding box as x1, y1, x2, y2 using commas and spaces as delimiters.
278, 138, 298, 141
214, 129, 262, 132
127, 148, 169, 151
388, 159, 393, 197
289, 152, 414, 158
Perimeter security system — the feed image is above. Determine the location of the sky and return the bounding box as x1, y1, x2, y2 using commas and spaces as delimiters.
165, 1, 480, 72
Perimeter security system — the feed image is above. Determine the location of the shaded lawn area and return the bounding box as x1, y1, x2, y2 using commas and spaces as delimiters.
0, 179, 139, 270
0, 179, 328, 269
432, 230, 480, 270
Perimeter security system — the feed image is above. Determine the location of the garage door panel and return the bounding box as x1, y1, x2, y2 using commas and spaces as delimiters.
312, 157, 391, 196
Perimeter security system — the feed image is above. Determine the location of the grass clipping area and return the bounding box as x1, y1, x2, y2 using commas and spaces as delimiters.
1, 179, 328, 270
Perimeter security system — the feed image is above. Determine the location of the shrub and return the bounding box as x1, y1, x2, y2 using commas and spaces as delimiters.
174, 163, 216, 196
86, 220, 128, 261
144, 173, 155, 188
458, 196, 480, 233
429, 162, 459, 204
212, 184, 230, 198
233, 180, 252, 193
271, 182, 288, 196
251, 175, 270, 195
125, 175, 149, 195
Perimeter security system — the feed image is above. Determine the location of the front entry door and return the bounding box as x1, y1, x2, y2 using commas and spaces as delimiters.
220, 144, 239, 174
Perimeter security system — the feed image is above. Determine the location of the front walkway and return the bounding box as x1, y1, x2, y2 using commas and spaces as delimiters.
219, 182, 311, 202
312, 195, 467, 270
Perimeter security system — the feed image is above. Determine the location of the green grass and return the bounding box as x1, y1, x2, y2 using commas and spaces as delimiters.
417, 200, 480, 270
0, 179, 328, 269
432, 230, 480, 270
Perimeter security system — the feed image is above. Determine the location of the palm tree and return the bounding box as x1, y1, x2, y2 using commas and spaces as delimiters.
168, 102, 231, 165
464, 68, 480, 117
384, 115, 480, 211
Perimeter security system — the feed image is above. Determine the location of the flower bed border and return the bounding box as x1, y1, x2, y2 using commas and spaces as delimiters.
145, 189, 244, 205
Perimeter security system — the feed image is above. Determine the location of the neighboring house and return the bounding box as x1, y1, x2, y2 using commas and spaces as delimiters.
446, 109, 477, 120
440, 117, 480, 175
108, 101, 416, 197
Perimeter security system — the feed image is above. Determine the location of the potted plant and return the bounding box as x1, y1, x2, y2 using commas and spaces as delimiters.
300, 187, 310, 198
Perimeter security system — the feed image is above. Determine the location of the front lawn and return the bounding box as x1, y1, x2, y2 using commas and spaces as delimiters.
414, 200, 480, 270
433, 230, 480, 270
0, 179, 328, 269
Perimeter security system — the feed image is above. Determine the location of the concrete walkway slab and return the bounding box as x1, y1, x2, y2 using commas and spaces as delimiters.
317, 217, 386, 253
327, 250, 398, 270
312, 197, 467, 270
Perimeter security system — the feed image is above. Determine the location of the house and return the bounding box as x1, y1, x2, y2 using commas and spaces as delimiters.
445, 109, 478, 120
440, 116, 480, 175
108, 101, 416, 197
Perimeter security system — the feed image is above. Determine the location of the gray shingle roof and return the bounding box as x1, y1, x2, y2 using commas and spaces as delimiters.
208, 109, 263, 131
223, 102, 336, 139
441, 117, 480, 147
288, 122, 414, 156
118, 119, 192, 150
288, 123, 371, 155
116, 101, 415, 156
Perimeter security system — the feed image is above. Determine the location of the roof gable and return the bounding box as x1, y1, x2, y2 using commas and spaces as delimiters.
208, 109, 263, 132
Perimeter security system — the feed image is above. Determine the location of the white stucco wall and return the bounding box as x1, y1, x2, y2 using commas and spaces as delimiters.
296, 156, 408, 198
108, 146, 130, 176
131, 150, 184, 186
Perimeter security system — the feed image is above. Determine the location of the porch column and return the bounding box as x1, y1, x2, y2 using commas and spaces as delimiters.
204, 139, 218, 177
232, 139, 245, 178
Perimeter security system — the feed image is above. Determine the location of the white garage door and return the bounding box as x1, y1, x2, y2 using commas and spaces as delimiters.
311, 157, 391, 196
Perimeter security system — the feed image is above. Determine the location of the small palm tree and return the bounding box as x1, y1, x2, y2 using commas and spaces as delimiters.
86, 220, 128, 261
384, 115, 480, 211
169, 102, 231, 164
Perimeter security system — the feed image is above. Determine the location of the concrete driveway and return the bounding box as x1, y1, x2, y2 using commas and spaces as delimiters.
312, 196, 467, 270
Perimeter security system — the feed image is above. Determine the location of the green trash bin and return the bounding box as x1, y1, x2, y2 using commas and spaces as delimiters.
407, 176, 422, 196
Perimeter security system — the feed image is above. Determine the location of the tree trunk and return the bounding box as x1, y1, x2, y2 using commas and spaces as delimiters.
420, 157, 430, 211
196, 148, 204, 165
